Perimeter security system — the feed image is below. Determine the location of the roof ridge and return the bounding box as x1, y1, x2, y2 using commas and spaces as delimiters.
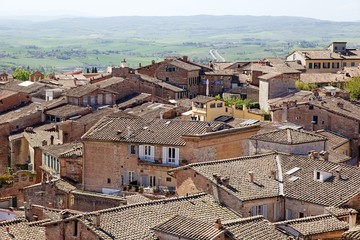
222, 215, 264, 225
275, 214, 333, 225
91, 192, 209, 215
169, 152, 276, 173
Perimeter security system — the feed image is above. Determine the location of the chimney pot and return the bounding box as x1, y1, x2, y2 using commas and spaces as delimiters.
248, 171, 254, 183
214, 219, 222, 230
94, 213, 101, 227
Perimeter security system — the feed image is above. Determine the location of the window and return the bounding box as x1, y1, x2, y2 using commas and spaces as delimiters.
162, 146, 179, 165
308, 63, 313, 69
343, 62, 347, 67
335, 46, 338, 50
149, 176, 156, 187
314, 63, 321, 69
83, 96, 88, 106
128, 171, 135, 183
312, 115, 318, 124
332, 62, 340, 69
166, 177, 172, 182
351, 62, 356, 67
251, 205, 267, 218
74, 98, 79, 105
309, 105, 314, 110
286, 209, 292, 220
144, 145, 152, 160
322, 62, 330, 69
68, 97, 73, 104
217, 103, 223, 108
316, 171, 321, 180
129, 145, 136, 154
90, 96, 96, 106
107, 178, 111, 184
299, 212, 305, 218
168, 147, 176, 163
225, 107, 228, 112
210, 103, 216, 108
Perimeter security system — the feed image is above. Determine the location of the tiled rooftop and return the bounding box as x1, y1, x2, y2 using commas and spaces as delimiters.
42, 142, 83, 158
0, 80, 44, 94
65, 84, 98, 97
250, 128, 326, 145
275, 214, 348, 236
138, 73, 185, 92
224, 216, 288, 240
82, 115, 232, 146
45, 104, 90, 118
151, 215, 225, 240
169, 59, 201, 71
0, 89, 18, 100
171, 153, 360, 206
293, 49, 360, 60
0, 218, 48, 240
310, 98, 360, 121
343, 227, 360, 239
69, 193, 241, 239
192, 95, 216, 104
24, 130, 62, 148
300, 73, 348, 84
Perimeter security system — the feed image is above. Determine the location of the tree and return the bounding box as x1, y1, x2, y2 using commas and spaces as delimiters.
13, 68, 31, 81
345, 76, 360, 99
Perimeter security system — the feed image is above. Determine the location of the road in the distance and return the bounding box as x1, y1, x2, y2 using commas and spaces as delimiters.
209, 49, 225, 62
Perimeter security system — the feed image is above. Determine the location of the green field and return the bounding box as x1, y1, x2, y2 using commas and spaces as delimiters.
0, 15, 359, 73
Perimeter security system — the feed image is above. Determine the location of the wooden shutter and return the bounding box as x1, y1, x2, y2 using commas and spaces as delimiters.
175, 148, 180, 165
262, 205, 267, 219
162, 147, 167, 164
139, 145, 144, 160
150, 146, 155, 162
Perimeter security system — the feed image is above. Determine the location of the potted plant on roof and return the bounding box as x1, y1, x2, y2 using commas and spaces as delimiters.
138, 185, 144, 193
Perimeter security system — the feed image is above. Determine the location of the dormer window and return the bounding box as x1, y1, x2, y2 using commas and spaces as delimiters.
314, 170, 332, 182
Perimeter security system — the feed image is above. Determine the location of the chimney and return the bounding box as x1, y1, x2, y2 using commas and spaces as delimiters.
213, 174, 221, 184
183, 56, 188, 62
335, 168, 342, 181
248, 171, 254, 183
270, 170, 277, 180
214, 219, 222, 230
349, 209, 358, 230
151, 60, 155, 65
6, 226, 9, 233
127, 126, 132, 138
50, 135, 54, 145
160, 111, 164, 120
94, 213, 101, 228
139, 63, 142, 68
221, 177, 230, 186
337, 102, 344, 109
73, 79, 76, 86
319, 151, 329, 161
42, 140, 47, 146
48, 202, 54, 208
206, 123, 213, 132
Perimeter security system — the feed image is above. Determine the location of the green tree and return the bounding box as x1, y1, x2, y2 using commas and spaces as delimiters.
13, 68, 30, 81
345, 76, 360, 99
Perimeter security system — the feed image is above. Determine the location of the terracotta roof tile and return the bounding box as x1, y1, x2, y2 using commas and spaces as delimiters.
0, 218, 48, 240
250, 128, 326, 145
224, 216, 288, 240
275, 214, 348, 236
82, 116, 232, 146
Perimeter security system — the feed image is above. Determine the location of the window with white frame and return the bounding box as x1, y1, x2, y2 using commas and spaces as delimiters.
251, 205, 267, 218
162, 146, 179, 165
128, 171, 135, 183
139, 145, 154, 162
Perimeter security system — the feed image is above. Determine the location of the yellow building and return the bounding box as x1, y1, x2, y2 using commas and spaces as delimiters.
191, 95, 265, 121
286, 42, 360, 73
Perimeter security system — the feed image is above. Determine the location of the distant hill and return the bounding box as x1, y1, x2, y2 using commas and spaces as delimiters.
0, 15, 359, 72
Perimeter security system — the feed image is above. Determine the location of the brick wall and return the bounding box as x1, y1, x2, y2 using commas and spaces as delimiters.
0, 92, 31, 113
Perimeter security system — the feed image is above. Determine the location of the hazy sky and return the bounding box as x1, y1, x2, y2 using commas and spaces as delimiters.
0, 0, 359, 22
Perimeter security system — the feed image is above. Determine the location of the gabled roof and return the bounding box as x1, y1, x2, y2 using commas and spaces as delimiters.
42, 142, 83, 158
290, 49, 360, 60
250, 128, 326, 145
170, 153, 360, 206
138, 73, 186, 92
0, 218, 48, 240
192, 95, 217, 104
65, 84, 116, 97
275, 214, 348, 236
1, 80, 44, 94
47, 193, 241, 240
151, 215, 226, 240
310, 98, 360, 121
168, 59, 201, 71
82, 115, 232, 146
300, 73, 348, 84
44, 104, 90, 118
224, 216, 288, 240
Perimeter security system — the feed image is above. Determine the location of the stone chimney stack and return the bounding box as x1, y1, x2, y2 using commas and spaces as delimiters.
349, 209, 358, 230
270, 170, 277, 180
248, 171, 254, 183
214, 219, 222, 230
94, 213, 101, 228
319, 151, 329, 161
335, 168, 342, 181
